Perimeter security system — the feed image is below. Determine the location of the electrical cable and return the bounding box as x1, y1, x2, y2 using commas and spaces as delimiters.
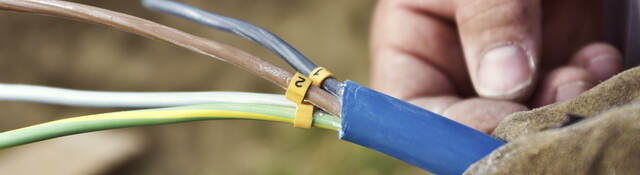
0, 2, 504, 173
0, 83, 294, 108
0, 0, 340, 115
0, 103, 341, 148
141, 0, 344, 97
339, 81, 504, 174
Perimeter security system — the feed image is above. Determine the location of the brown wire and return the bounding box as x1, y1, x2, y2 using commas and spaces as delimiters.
0, 0, 341, 116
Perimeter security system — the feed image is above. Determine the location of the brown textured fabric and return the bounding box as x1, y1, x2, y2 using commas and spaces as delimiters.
493, 67, 640, 141
464, 67, 640, 174
465, 104, 640, 174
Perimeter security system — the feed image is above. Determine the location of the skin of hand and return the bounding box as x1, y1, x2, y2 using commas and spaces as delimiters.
370, 0, 623, 133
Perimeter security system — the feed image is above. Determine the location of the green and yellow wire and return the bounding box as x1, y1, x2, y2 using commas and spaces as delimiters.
0, 103, 341, 149
0, 0, 345, 149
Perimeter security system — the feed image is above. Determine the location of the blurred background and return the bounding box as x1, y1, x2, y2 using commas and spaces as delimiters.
0, 0, 427, 174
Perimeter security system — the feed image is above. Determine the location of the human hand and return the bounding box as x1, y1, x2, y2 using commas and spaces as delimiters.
370, 0, 622, 133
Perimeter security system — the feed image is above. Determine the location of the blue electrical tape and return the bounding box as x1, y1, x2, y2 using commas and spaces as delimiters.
339, 81, 504, 175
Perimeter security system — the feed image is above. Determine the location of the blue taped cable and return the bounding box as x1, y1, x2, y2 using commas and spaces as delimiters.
339, 81, 504, 175
141, 0, 343, 96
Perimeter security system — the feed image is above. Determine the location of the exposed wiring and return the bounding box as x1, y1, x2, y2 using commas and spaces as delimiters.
0, 103, 341, 148
141, 0, 315, 76
0, 0, 340, 115
0, 83, 294, 108
141, 0, 344, 97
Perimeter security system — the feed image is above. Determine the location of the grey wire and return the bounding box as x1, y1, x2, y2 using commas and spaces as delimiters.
141, 0, 343, 96
0, 83, 294, 108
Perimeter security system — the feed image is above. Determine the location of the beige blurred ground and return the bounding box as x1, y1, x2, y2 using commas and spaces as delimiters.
0, 0, 426, 174
0, 130, 146, 175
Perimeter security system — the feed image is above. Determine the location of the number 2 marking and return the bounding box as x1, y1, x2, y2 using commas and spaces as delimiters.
295, 76, 306, 87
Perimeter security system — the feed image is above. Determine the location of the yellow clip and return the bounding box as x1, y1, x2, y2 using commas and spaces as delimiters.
286, 72, 313, 103
309, 67, 334, 87
293, 103, 314, 129
285, 72, 314, 129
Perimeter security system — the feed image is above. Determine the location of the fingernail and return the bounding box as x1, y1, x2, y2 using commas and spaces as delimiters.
586, 55, 619, 81
477, 45, 533, 96
555, 81, 590, 102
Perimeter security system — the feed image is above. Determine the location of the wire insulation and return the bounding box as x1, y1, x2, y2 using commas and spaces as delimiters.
142, 0, 316, 76
141, 0, 344, 96
0, 0, 340, 115
339, 81, 504, 174
0, 103, 340, 148
0, 83, 294, 108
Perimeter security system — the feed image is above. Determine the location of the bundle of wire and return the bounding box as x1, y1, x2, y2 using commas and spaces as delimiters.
0, 1, 507, 174
0, 0, 340, 148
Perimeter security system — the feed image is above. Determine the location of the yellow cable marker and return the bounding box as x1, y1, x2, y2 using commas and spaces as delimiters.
309, 67, 334, 87
286, 72, 312, 103
293, 103, 313, 128
285, 72, 314, 129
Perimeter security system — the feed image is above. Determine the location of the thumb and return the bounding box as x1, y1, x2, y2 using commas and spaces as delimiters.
455, 0, 541, 100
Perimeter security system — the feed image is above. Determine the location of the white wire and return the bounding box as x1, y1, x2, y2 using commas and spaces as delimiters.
0, 83, 294, 108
